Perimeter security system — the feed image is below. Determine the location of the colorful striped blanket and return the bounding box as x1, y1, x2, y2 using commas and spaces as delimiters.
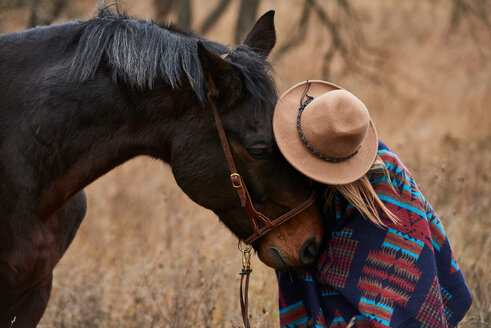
277, 141, 472, 328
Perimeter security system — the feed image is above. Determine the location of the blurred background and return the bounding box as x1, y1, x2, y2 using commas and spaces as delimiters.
1, 0, 489, 327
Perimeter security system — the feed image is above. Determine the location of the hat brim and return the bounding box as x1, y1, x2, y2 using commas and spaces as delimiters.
273, 80, 378, 185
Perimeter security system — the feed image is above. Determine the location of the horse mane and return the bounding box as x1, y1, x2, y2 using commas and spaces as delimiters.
69, 6, 276, 107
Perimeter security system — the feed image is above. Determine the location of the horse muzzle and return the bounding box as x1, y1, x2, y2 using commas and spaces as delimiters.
256, 203, 323, 270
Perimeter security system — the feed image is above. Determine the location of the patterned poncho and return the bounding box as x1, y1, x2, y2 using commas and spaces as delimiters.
277, 141, 472, 328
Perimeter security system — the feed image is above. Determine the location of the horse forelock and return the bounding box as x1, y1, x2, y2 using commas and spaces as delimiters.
227, 45, 277, 115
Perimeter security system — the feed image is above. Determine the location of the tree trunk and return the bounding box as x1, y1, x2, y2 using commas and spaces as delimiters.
154, 0, 174, 22
199, 0, 232, 35
177, 0, 192, 29
27, 0, 68, 27
49, 0, 68, 24
274, 0, 313, 59
27, 0, 39, 27
234, 0, 260, 44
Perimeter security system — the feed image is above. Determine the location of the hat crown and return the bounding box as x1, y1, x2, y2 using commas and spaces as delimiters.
273, 80, 378, 185
300, 89, 370, 159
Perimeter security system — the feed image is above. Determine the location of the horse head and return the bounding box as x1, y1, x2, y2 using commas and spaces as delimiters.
170, 12, 323, 270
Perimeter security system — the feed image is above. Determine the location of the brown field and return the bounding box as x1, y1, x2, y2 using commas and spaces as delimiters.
1, 0, 490, 327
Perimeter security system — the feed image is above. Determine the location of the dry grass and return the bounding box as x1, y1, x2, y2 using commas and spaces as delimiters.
1, 0, 490, 327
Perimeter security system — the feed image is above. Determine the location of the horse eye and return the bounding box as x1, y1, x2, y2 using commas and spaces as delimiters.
247, 145, 270, 159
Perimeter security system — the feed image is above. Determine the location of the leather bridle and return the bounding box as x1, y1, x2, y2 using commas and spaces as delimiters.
207, 90, 316, 328
209, 98, 316, 245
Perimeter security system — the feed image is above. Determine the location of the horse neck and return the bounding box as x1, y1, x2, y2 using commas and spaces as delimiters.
27, 77, 198, 219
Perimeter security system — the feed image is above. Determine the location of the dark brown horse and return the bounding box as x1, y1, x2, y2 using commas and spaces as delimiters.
0, 7, 322, 327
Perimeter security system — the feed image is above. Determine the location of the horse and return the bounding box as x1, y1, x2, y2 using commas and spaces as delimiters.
0, 6, 323, 327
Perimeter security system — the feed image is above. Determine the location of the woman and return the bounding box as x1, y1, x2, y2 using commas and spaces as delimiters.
272, 80, 471, 328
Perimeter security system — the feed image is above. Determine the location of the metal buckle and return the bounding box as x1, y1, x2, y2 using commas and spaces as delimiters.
230, 173, 243, 188
238, 240, 252, 272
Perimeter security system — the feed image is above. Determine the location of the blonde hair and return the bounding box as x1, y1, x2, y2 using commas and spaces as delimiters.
323, 156, 399, 226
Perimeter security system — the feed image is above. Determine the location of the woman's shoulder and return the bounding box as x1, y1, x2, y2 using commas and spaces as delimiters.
374, 140, 413, 184
377, 140, 390, 152
376, 140, 402, 166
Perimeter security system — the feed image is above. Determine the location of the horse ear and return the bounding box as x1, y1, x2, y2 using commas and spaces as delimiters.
197, 41, 240, 100
242, 10, 276, 57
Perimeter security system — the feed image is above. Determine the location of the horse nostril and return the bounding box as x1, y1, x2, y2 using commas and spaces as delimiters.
299, 238, 320, 266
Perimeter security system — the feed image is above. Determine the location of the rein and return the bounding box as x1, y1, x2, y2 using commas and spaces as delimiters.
208, 92, 316, 327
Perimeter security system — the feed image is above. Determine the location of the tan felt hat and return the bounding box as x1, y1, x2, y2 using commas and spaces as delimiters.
273, 80, 378, 185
